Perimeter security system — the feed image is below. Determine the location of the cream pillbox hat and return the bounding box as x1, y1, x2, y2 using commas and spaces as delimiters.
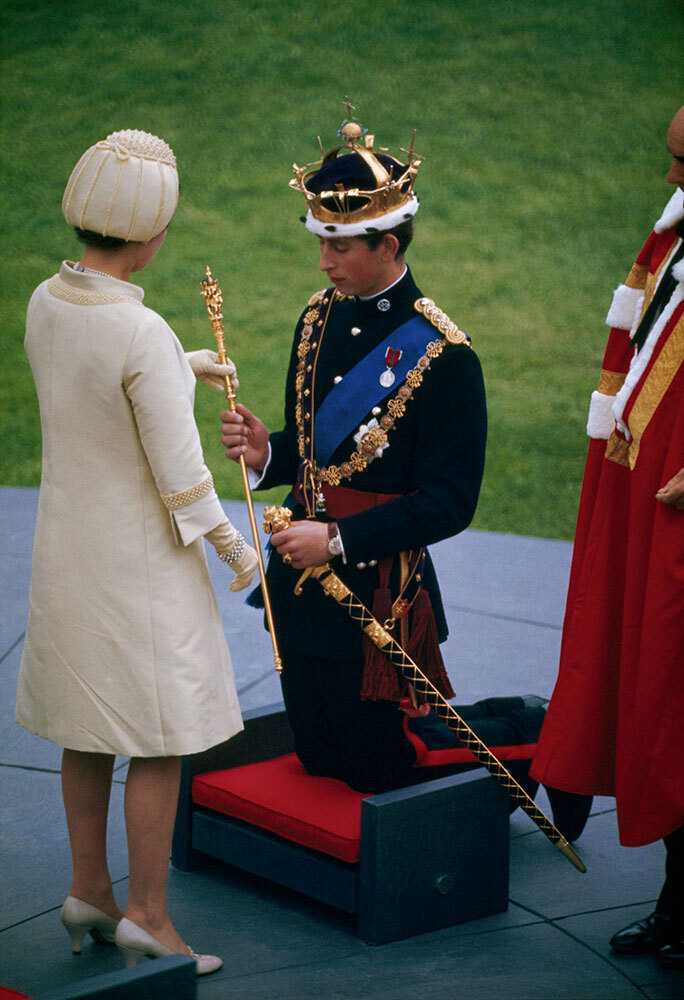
62, 129, 179, 242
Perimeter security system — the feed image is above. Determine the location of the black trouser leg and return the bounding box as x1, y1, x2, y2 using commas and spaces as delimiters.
657, 823, 684, 930
280, 649, 416, 793
281, 650, 547, 794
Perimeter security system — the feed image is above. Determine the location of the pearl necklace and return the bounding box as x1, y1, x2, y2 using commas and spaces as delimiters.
73, 262, 115, 279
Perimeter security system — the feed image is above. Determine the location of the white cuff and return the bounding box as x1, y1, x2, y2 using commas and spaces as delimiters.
171, 492, 227, 546
586, 391, 616, 440
605, 284, 644, 333
247, 442, 272, 489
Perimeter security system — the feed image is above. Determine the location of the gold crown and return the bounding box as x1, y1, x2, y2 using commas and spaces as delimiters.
289, 102, 422, 236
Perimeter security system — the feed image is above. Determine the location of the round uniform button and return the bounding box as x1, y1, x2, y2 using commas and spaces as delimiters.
377, 299, 390, 312
356, 562, 367, 570
368, 559, 377, 567
351, 326, 361, 336
334, 376, 343, 384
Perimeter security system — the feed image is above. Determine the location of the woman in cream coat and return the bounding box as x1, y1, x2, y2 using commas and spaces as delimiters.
15, 130, 256, 975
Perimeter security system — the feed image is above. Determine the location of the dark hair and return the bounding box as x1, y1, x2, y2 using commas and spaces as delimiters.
73, 227, 129, 251
357, 218, 414, 257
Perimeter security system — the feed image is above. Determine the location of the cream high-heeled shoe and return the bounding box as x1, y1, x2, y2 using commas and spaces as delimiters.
59, 895, 119, 954
114, 917, 223, 976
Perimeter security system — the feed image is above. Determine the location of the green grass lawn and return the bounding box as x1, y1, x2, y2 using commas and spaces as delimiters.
1, 0, 682, 538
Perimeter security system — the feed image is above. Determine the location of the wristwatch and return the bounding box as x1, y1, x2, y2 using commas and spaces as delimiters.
327, 521, 343, 558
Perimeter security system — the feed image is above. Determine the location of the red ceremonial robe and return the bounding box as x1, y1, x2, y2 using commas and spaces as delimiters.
531, 191, 684, 847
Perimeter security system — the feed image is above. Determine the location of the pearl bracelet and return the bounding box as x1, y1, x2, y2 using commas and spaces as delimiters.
217, 533, 246, 566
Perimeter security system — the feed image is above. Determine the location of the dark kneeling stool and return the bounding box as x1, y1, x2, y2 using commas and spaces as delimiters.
172, 703, 509, 944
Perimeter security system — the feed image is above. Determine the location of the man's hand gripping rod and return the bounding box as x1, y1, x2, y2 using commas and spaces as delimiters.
201, 268, 283, 673
263, 505, 586, 873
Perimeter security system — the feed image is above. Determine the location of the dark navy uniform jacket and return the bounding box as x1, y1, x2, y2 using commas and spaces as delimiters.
257, 266, 487, 660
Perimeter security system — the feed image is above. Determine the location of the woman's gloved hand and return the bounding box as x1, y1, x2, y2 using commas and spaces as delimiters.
205, 519, 258, 592
186, 349, 239, 393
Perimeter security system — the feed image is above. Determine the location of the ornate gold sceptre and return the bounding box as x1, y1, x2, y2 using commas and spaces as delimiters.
263, 506, 586, 873
200, 267, 283, 674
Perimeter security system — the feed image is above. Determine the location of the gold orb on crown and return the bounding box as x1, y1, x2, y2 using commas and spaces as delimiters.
339, 120, 364, 143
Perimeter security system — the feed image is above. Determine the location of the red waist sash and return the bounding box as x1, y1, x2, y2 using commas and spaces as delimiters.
292, 481, 403, 519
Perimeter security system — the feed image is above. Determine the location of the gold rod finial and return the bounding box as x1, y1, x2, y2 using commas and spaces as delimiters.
198, 270, 283, 675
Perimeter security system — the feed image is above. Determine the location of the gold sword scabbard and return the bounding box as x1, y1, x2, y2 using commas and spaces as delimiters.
262, 506, 586, 873
201, 268, 283, 674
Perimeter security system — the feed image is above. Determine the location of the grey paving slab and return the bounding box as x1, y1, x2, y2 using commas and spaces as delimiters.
1, 644, 63, 770
509, 809, 664, 920
0, 859, 362, 996
0, 561, 29, 659
166, 859, 543, 972
508, 785, 616, 841
642, 983, 684, 999
430, 528, 572, 626
557, 903, 684, 995
439, 608, 563, 702
1, 486, 39, 543
1, 487, 37, 655
202, 921, 645, 1000
0, 908, 128, 997
0, 767, 128, 932
167, 862, 365, 974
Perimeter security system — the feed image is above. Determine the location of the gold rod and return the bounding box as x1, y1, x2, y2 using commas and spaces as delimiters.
201, 268, 283, 673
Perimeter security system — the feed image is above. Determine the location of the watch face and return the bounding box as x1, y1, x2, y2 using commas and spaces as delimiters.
328, 534, 343, 557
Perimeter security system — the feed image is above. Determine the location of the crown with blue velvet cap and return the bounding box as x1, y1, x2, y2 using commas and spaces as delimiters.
289, 104, 422, 238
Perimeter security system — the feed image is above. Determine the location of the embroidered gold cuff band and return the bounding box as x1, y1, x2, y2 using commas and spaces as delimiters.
161, 473, 214, 511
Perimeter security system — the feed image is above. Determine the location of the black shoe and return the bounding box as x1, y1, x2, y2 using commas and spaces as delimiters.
610, 912, 675, 954
658, 937, 684, 969
545, 786, 593, 841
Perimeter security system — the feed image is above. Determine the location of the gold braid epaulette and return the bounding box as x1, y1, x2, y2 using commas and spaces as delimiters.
414, 297, 471, 347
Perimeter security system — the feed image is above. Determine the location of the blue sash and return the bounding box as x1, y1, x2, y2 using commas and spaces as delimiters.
314, 315, 433, 465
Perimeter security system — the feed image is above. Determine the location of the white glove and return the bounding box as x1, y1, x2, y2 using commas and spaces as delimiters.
186, 349, 239, 393
205, 519, 258, 592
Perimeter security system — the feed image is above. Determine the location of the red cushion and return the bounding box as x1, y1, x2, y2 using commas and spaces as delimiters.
0, 988, 31, 999
192, 753, 370, 863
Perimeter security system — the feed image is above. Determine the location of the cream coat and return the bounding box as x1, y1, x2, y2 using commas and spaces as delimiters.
15, 262, 243, 756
